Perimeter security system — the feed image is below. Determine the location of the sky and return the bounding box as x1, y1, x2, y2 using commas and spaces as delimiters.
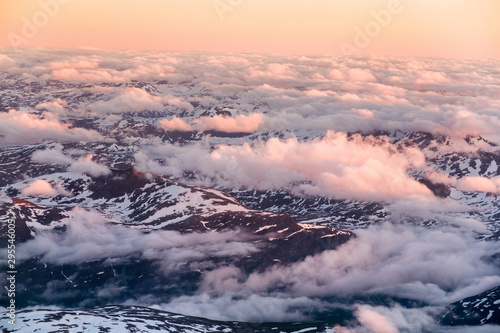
1, 0, 499, 58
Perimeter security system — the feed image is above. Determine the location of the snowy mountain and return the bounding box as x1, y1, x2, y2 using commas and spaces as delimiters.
0, 305, 332, 333
442, 285, 500, 326
1, 49, 500, 332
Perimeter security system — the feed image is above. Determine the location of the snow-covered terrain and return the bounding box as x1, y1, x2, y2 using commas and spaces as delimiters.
1, 48, 500, 332
0, 305, 332, 333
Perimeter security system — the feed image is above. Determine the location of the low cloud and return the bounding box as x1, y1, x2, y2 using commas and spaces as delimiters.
3, 49, 500, 330
32, 149, 73, 165
0, 54, 17, 70
158, 116, 193, 131
457, 176, 500, 193
22, 179, 58, 197
21, 179, 71, 197
197, 222, 500, 306
356, 306, 399, 333
136, 131, 432, 202
193, 114, 264, 133
0, 110, 105, 145
32, 149, 112, 178
328, 68, 377, 82
35, 99, 68, 115
88, 88, 193, 114
17, 208, 259, 266
16, 209, 499, 326
163, 95, 194, 111
4, 50, 500, 143
160, 293, 325, 322
159, 113, 264, 133
68, 155, 111, 177
89, 88, 164, 113
352, 304, 439, 333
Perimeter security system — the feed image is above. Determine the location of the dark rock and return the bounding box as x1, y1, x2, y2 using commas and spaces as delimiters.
442, 285, 500, 326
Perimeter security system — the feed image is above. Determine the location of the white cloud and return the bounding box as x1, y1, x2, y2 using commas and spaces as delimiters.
4, 50, 500, 144
22, 179, 58, 197
158, 116, 193, 131
193, 114, 264, 133
328, 68, 377, 82
32, 149, 72, 165
163, 95, 194, 111
457, 176, 500, 193
356, 306, 399, 333
88, 88, 193, 114
68, 154, 111, 177
0, 54, 17, 70
160, 293, 322, 322
18, 208, 260, 266
197, 222, 500, 306
136, 131, 432, 202
0, 110, 105, 145
21, 179, 71, 197
353, 304, 439, 333
35, 99, 68, 115
89, 88, 164, 113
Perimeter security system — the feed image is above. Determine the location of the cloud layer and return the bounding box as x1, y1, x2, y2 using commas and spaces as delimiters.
0, 110, 105, 145
136, 131, 432, 202
22, 179, 58, 197
1, 49, 499, 141
2, 48, 499, 332
194, 223, 500, 304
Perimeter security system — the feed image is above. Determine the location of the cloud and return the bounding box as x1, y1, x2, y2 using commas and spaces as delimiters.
88, 88, 193, 114
50, 59, 99, 70
159, 293, 325, 322
196, 222, 500, 306
50, 68, 128, 83
89, 88, 164, 113
158, 116, 193, 131
68, 155, 111, 177
16, 207, 499, 326
0, 110, 105, 145
328, 68, 377, 82
457, 176, 500, 193
352, 304, 439, 333
32, 149, 113, 180
17, 208, 260, 266
424, 170, 457, 186
163, 95, 194, 111
35, 99, 68, 115
21, 179, 58, 197
20, 178, 72, 197
136, 131, 432, 202
32, 149, 73, 165
4, 49, 500, 144
355, 306, 398, 333
416, 70, 451, 84
0, 54, 16, 70
193, 114, 264, 133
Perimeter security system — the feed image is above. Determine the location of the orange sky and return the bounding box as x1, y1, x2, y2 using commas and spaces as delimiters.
1, 0, 499, 58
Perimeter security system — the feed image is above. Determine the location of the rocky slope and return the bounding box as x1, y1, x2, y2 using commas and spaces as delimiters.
0, 305, 332, 333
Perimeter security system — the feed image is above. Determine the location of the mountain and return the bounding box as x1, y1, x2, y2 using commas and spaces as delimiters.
442, 286, 500, 326
1, 50, 500, 331
0, 166, 353, 310
0, 305, 332, 333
